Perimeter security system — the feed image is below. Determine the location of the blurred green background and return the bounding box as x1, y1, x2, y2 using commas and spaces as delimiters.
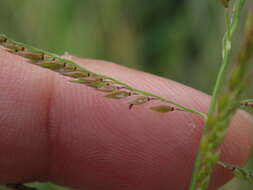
0, 0, 252, 189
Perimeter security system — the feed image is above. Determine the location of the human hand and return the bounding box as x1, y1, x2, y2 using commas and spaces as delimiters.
0, 47, 252, 190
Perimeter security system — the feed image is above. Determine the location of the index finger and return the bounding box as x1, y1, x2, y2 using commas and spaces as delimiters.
0, 47, 252, 190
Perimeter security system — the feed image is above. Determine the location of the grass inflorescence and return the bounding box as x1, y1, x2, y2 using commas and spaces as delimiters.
189, 1, 253, 189
0, 34, 206, 118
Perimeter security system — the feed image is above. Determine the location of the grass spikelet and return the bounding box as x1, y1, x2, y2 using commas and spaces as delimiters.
63, 71, 90, 78
15, 51, 45, 61
86, 81, 109, 88
105, 91, 131, 99
150, 105, 180, 113
62, 63, 77, 72
128, 96, 151, 105
96, 84, 117, 92
69, 75, 103, 84
128, 96, 153, 109
39, 60, 65, 70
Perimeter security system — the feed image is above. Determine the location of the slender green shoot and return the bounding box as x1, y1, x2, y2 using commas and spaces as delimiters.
189, 0, 248, 190
209, 0, 246, 115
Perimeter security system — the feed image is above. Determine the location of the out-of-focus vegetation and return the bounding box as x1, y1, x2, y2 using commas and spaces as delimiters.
0, 0, 226, 93
0, 0, 252, 190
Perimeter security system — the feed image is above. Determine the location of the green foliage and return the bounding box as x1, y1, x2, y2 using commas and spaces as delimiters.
0, 0, 225, 93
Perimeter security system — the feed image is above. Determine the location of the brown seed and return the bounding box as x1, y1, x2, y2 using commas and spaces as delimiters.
150, 105, 176, 113
128, 96, 150, 106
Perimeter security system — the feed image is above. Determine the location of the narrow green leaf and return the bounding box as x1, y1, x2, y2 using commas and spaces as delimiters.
105, 91, 130, 99
150, 105, 175, 113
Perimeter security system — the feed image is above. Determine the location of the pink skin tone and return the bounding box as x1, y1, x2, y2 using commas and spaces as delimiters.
0, 46, 252, 190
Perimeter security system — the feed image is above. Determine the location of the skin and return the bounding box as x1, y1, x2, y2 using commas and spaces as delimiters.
0, 46, 252, 190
